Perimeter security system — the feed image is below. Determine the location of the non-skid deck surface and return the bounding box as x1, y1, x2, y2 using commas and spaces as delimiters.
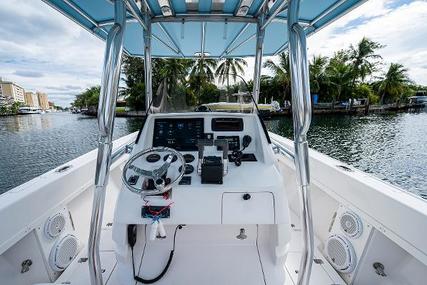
285, 210, 345, 285
50, 211, 344, 285
136, 244, 266, 285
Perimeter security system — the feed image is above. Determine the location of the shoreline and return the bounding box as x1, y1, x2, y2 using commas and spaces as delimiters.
3, 103, 422, 118
76, 102, 426, 118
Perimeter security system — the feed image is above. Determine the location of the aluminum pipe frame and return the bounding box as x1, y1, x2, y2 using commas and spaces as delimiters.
88, 1, 127, 285
251, 9, 266, 112
287, 1, 314, 285
143, 3, 153, 114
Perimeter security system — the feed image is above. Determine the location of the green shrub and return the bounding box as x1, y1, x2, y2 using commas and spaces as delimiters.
115, 106, 126, 113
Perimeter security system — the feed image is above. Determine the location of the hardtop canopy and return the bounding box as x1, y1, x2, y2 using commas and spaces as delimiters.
43, 0, 366, 58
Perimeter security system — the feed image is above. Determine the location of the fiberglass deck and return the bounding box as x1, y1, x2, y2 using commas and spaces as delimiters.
46, 211, 344, 285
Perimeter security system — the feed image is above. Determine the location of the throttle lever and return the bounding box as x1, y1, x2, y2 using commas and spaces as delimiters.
197, 139, 213, 175
214, 139, 229, 175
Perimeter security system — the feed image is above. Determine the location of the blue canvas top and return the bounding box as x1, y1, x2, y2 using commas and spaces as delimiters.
42, 0, 367, 58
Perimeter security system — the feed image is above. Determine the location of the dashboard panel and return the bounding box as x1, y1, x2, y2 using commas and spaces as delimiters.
116, 112, 286, 226
152, 118, 204, 151
217, 136, 240, 151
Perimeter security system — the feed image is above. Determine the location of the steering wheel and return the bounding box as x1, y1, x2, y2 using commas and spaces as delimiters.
122, 147, 186, 195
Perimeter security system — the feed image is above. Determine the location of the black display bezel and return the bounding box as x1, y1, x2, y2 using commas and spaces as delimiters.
152, 118, 204, 151
211, 118, 244, 132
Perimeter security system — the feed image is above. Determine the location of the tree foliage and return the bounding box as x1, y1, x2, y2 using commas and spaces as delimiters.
263, 52, 292, 105
378, 63, 412, 104
72, 86, 100, 110
349, 37, 383, 84
72, 37, 423, 110
309, 55, 328, 94
215, 58, 247, 96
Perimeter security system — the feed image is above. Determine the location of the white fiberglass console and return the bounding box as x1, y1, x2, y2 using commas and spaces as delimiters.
113, 112, 291, 284
114, 112, 289, 225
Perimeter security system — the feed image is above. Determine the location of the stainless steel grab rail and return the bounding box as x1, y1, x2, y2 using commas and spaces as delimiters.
271, 140, 295, 161
287, 1, 314, 285
111, 142, 134, 164
252, 7, 266, 110
88, 1, 126, 285
293, 23, 312, 136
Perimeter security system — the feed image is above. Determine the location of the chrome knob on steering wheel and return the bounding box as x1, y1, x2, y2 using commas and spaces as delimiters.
122, 147, 186, 195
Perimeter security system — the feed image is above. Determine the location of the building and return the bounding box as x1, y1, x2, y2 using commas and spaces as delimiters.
37, 92, 49, 110
0, 77, 25, 105
24, 92, 40, 108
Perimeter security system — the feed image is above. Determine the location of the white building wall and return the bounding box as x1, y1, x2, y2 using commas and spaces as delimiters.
32, 93, 39, 107
12, 85, 25, 103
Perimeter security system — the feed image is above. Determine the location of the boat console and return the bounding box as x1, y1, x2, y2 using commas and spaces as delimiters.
115, 112, 289, 225
113, 112, 291, 284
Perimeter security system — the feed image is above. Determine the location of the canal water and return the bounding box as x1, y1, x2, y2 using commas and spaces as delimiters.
0, 112, 426, 199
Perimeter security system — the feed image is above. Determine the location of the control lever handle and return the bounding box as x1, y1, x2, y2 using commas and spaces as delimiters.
197, 139, 214, 175
214, 139, 229, 175
214, 139, 229, 159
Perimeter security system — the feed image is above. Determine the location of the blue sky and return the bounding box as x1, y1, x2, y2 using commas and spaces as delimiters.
0, 0, 426, 107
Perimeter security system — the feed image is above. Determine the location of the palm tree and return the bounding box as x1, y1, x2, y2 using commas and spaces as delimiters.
326, 60, 353, 109
379, 63, 411, 104
189, 58, 218, 83
263, 52, 291, 101
215, 58, 247, 101
348, 37, 383, 106
157, 59, 192, 93
189, 58, 218, 103
349, 37, 383, 82
153, 59, 192, 111
309, 55, 328, 95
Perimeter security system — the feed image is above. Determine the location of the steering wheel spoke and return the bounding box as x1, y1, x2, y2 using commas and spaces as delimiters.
129, 165, 153, 178
153, 156, 173, 178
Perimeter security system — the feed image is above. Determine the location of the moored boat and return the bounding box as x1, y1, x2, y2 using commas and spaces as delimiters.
18, 106, 43, 114
202, 101, 281, 112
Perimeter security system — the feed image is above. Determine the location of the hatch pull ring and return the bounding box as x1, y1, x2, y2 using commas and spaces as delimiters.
21, 259, 32, 274
373, 262, 387, 277
288, 1, 315, 285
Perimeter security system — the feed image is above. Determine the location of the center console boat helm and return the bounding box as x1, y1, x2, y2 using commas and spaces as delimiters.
40, 1, 376, 285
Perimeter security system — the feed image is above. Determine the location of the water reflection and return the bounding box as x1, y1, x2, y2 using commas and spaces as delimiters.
1, 114, 50, 132
267, 112, 427, 199
0, 113, 140, 194
1, 112, 426, 199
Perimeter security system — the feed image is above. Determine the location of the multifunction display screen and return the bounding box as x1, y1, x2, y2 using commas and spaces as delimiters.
152, 118, 204, 151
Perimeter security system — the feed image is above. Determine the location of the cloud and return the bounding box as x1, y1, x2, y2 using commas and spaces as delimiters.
1, 0, 426, 107
0, 0, 104, 107
46, 85, 82, 91
242, 0, 427, 87
306, 0, 427, 84
13, 70, 44, 78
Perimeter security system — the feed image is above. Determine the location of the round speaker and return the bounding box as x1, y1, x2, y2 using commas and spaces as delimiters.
326, 234, 356, 273
340, 211, 363, 238
49, 234, 78, 271
44, 213, 66, 239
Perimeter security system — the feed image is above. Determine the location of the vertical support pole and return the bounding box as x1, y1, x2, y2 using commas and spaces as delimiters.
143, 3, 152, 113
252, 9, 266, 112
287, 0, 314, 285
88, 1, 126, 285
